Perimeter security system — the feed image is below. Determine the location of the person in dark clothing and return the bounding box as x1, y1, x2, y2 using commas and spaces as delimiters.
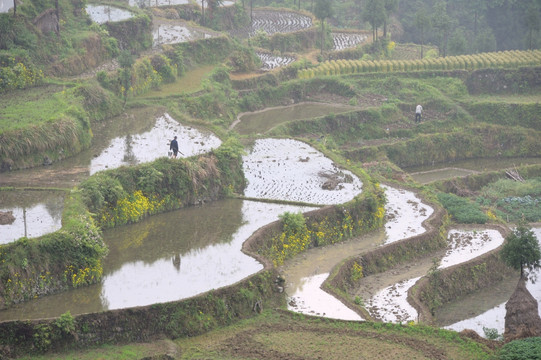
170, 136, 179, 158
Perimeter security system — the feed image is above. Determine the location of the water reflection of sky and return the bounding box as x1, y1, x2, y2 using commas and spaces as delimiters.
99, 200, 312, 310
382, 185, 433, 244
90, 113, 221, 175
129, 0, 189, 7
0, 0, 13, 13
153, 25, 214, 47
445, 227, 541, 336
128, 0, 235, 7
243, 139, 363, 205
0, 204, 63, 244
86, 5, 134, 24
288, 273, 363, 321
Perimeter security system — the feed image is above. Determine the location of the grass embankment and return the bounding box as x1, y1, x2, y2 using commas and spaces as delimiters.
0, 81, 123, 170
18, 310, 497, 360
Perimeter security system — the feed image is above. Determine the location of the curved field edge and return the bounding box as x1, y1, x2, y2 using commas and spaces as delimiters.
326, 165, 541, 329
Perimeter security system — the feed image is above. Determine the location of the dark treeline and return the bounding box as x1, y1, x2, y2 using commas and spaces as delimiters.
252, 0, 541, 54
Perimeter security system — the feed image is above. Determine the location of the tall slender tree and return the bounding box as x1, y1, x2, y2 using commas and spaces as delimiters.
383, 0, 399, 38
525, 2, 540, 50
363, 0, 385, 42
415, 7, 429, 59
431, 1, 453, 57
313, 0, 334, 55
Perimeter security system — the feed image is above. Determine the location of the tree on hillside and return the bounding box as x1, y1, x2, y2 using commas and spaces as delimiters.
501, 221, 541, 279
118, 50, 135, 103
431, 1, 453, 57
525, 2, 540, 50
363, 0, 385, 42
313, 0, 334, 55
383, 0, 399, 38
414, 7, 430, 59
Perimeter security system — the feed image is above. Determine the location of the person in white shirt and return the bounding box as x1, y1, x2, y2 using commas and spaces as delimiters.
415, 104, 423, 123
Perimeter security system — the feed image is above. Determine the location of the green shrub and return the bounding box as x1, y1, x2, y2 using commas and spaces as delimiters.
79, 174, 127, 214
499, 337, 541, 360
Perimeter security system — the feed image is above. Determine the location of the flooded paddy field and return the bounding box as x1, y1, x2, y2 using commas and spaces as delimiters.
0, 110, 219, 187
152, 20, 220, 47
284, 185, 433, 320
232, 102, 358, 135
243, 138, 363, 205
89, 113, 221, 175
356, 228, 507, 325
440, 227, 541, 336
0, 199, 313, 321
332, 32, 368, 51
0, 190, 65, 244
256, 52, 296, 71
86, 4, 134, 24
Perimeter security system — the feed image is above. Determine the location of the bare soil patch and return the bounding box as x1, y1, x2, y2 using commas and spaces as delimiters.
172, 311, 496, 360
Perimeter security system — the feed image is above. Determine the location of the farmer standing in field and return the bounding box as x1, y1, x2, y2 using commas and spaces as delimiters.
415, 104, 423, 123
169, 135, 179, 158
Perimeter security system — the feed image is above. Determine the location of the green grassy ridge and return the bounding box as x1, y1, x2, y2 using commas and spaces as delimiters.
0, 82, 123, 171
238, 76, 357, 112
346, 124, 541, 168
0, 0, 121, 78
463, 101, 541, 131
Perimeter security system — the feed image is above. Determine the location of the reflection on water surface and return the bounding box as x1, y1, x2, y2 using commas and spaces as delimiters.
0, 199, 313, 321
0, 190, 64, 244
86, 5, 134, 24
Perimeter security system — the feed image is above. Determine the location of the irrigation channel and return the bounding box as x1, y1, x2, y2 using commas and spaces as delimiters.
1, 107, 540, 340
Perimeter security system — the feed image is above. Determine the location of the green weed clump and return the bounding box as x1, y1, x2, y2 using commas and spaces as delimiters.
476, 178, 541, 222
0, 193, 107, 306
499, 337, 541, 360
437, 192, 488, 224
264, 185, 385, 266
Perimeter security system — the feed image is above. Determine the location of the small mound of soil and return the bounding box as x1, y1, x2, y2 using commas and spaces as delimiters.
0, 211, 15, 225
